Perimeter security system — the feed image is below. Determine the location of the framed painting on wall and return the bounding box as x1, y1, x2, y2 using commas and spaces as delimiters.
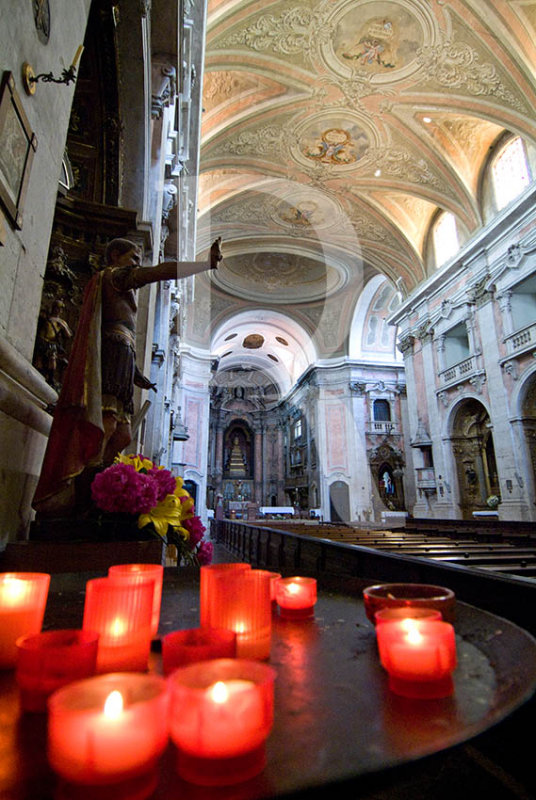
0, 71, 38, 230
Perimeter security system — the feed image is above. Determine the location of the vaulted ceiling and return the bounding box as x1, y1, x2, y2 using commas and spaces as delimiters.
191, 0, 536, 394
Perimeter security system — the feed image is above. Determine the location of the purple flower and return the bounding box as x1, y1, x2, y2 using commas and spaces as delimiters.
197, 540, 214, 566
91, 463, 159, 514
183, 514, 206, 548
147, 467, 177, 502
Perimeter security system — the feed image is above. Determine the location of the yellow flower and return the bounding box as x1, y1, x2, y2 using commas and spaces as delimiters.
138, 493, 189, 539
117, 453, 154, 472
173, 477, 195, 518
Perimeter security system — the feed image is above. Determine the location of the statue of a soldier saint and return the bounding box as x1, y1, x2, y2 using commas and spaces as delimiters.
32, 237, 222, 517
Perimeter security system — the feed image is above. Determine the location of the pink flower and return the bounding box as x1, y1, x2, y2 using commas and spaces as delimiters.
147, 467, 177, 502
91, 463, 159, 514
183, 514, 206, 548
197, 540, 214, 566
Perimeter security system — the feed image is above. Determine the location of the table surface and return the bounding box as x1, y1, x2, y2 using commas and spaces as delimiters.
1, 568, 535, 800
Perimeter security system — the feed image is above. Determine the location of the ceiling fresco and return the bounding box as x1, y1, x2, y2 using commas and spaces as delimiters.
191, 0, 536, 389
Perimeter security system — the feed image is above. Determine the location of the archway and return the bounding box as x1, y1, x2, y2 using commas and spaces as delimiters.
520, 373, 536, 506
329, 481, 350, 522
450, 399, 500, 518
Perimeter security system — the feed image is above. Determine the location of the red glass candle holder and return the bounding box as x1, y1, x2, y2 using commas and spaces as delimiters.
363, 583, 456, 625
48, 672, 168, 791
254, 570, 282, 604
83, 578, 153, 673
274, 577, 317, 619
376, 618, 457, 698
0, 572, 50, 668
168, 658, 276, 786
16, 629, 99, 712
108, 564, 164, 638
374, 607, 442, 624
162, 628, 237, 675
202, 569, 271, 660
200, 563, 251, 628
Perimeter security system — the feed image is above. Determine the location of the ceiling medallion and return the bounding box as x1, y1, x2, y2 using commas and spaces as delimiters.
243, 334, 265, 349
33, 0, 51, 44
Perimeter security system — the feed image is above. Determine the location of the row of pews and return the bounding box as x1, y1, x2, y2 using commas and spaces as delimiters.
252, 518, 536, 578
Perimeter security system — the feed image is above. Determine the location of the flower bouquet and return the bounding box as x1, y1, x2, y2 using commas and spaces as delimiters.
91, 454, 213, 566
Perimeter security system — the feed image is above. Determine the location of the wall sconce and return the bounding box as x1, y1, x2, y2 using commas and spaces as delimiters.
22, 46, 84, 96
506, 479, 513, 493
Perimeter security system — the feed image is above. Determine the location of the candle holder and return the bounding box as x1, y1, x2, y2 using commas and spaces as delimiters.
16, 629, 99, 712
274, 576, 317, 619
363, 583, 456, 625
162, 628, 237, 675
374, 607, 442, 624
168, 658, 276, 786
0, 572, 50, 668
376, 618, 457, 698
202, 569, 271, 660
82, 578, 153, 672
254, 570, 282, 605
48, 672, 168, 794
108, 564, 164, 638
200, 563, 251, 628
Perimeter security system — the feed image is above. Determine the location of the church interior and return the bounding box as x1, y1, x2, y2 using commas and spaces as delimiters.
1, 1, 536, 799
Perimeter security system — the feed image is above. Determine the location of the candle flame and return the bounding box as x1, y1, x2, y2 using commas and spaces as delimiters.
210, 681, 229, 704
104, 690, 124, 718
287, 582, 300, 595
404, 620, 423, 645
0, 577, 27, 605
109, 617, 127, 638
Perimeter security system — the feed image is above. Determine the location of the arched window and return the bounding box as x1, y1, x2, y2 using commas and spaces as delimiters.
432, 212, 459, 268
373, 399, 391, 422
491, 136, 530, 210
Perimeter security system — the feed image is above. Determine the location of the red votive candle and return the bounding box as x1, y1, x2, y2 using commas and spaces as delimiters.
0, 572, 50, 668
374, 607, 442, 624
16, 629, 99, 712
202, 569, 271, 660
376, 618, 457, 698
108, 564, 164, 638
162, 628, 237, 675
363, 583, 456, 625
48, 672, 168, 792
254, 570, 282, 604
168, 658, 276, 786
82, 578, 153, 673
275, 577, 317, 619
200, 563, 251, 628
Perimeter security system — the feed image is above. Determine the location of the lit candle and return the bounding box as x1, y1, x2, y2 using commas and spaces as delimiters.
0, 572, 50, 668
254, 570, 282, 605
83, 577, 153, 672
274, 576, 317, 619
374, 607, 442, 624
108, 564, 163, 638
200, 563, 251, 628
376, 618, 457, 698
363, 583, 456, 625
168, 658, 275, 785
15, 629, 99, 712
162, 628, 236, 675
48, 673, 168, 787
201, 569, 271, 659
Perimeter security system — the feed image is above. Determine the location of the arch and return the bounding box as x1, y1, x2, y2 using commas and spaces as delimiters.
348, 275, 402, 363
211, 309, 317, 396
448, 397, 500, 518
329, 480, 350, 522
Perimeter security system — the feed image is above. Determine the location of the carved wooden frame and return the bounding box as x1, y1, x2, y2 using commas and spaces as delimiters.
0, 71, 38, 231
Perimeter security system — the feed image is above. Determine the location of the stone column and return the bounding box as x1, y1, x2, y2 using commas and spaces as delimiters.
277, 423, 285, 505
497, 290, 514, 337
254, 426, 263, 504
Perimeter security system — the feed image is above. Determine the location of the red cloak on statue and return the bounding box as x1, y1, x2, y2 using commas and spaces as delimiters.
32, 273, 105, 511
